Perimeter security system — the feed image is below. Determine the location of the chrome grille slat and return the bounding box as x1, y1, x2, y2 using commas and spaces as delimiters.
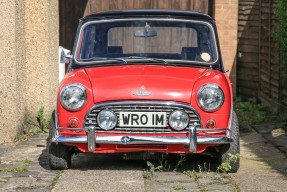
112, 109, 174, 112
84, 101, 201, 134
115, 128, 169, 131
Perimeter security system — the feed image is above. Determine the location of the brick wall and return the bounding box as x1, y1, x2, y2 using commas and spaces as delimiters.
215, 0, 239, 95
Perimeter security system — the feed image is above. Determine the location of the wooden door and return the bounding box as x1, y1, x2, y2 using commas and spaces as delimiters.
59, 0, 214, 51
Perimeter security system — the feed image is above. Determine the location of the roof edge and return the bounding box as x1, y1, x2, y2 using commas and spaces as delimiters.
83, 9, 213, 20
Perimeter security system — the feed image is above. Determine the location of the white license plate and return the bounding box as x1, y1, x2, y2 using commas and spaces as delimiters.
119, 112, 166, 127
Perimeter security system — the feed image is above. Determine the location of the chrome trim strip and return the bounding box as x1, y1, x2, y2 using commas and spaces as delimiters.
53, 111, 59, 142
87, 100, 198, 111
74, 18, 219, 65
56, 127, 229, 133
227, 105, 233, 137
55, 135, 233, 145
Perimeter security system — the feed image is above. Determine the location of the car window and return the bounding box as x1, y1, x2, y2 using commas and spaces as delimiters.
76, 19, 218, 64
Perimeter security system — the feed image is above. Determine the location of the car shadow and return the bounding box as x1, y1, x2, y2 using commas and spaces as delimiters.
38, 145, 219, 173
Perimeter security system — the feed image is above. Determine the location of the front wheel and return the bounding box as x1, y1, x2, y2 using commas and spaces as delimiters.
218, 111, 240, 173
48, 112, 71, 170
48, 142, 71, 170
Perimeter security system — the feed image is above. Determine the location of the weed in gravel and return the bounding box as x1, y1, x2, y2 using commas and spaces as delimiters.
37, 106, 50, 132
16, 184, 38, 190
143, 161, 162, 179
172, 185, 186, 190
198, 162, 210, 173
183, 170, 201, 181
48, 171, 62, 192
173, 156, 186, 171
143, 159, 173, 179
14, 107, 50, 142
217, 153, 240, 173
199, 184, 207, 192
0, 159, 31, 173
143, 169, 153, 179
22, 159, 32, 165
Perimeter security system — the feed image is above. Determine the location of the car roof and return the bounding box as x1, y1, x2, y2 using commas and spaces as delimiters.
83, 9, 213, 21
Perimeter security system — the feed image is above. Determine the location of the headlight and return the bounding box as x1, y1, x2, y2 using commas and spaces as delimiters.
60, 83, 87, 111
197, 84, 224, 112
169, 110, 189, 130
97, 110, 117, 130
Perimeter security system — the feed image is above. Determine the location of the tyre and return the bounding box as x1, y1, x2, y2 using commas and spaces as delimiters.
47, 111, 56, 147
49, 142, 71, 170
218, 111, 240, 173
48, 112, 71, 170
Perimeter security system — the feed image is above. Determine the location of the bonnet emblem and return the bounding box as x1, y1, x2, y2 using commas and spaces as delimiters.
132, 86, 152, 96
121, 136, 131, 144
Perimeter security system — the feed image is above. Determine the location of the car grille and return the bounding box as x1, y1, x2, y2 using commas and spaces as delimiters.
84, 101, 201, 133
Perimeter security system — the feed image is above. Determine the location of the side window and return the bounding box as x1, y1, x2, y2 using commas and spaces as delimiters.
79, 25, 96, 59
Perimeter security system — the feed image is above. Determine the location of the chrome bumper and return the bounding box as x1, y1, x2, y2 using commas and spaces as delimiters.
53, 126, 233, 153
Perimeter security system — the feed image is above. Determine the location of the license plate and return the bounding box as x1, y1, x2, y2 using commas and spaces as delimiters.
119, 112, 166, 127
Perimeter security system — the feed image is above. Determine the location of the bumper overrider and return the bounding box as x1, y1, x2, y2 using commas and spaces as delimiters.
52, 116, 233, 152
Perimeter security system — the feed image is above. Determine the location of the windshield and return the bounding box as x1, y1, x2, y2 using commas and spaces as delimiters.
75, 18, 218, 65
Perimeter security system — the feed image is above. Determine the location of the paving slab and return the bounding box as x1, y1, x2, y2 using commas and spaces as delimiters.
0, 125, 286, 192
232, 128, 287, 192
0, 134, 58, 192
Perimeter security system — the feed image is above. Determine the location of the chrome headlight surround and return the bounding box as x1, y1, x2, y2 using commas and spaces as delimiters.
168, 110, 189, 131
97, 110, 117, 130
60, 83, 87, 111
197, 84, 224, 112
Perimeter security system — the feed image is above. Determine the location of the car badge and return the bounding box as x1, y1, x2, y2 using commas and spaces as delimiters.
132, 87, 152, 96
121, 136, 131, 144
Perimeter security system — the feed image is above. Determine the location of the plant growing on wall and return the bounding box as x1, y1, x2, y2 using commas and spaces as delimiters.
274, 0, 287, 80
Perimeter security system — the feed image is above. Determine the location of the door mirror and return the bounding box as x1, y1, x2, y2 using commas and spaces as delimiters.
59, 46, 72, 63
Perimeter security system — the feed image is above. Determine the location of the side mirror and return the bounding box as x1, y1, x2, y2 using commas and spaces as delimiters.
58, 46, 72, 83
59, 46, 72, 63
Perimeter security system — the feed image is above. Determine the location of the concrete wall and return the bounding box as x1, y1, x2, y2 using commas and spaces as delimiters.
215, 0, 239, 94
0, 0, 59, 143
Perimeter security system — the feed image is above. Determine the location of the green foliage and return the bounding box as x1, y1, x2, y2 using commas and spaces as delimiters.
172, 186, 186, 191
173, 156, 186, 171
234, 98, 267, 126
37, 106, 50, 132
14, 107, 50, 142
274, 0, 287, 80
217, 153, 240, 173
183, 170, 201, 181
22, 159, 32, 165
0, 159, 31, 173
143, 161, 156, 179
13, 133, 28, 142
143, 160, 170, 179
143, 169, 153, 179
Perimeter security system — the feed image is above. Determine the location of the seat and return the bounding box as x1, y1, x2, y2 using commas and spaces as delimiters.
181, 47, 199, 60
107, 46, 123, 54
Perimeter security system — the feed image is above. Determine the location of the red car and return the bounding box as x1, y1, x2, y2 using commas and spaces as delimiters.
49, 10, 240, 172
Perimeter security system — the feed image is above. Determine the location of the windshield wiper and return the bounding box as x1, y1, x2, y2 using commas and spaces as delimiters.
120, 56, 168, 64
79, 56, 169, 65
79, 57, 127, 63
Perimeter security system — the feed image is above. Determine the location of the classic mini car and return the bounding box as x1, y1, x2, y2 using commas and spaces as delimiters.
48, 10, 240, 172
